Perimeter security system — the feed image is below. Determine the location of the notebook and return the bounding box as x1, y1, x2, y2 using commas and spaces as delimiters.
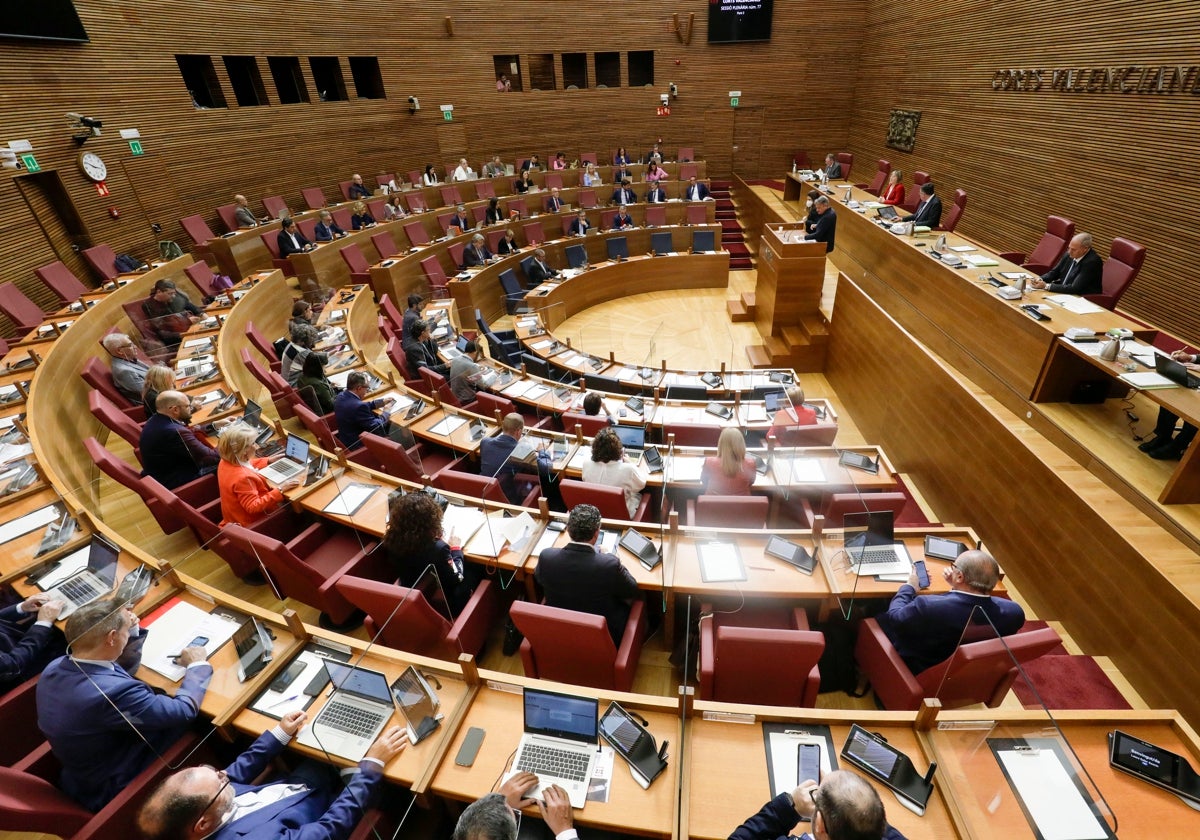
506, 688, 599, 809
258, 434, 310, 485
296, 661, 396, 761
42, 534, 121, 618
843, 511, 911, 576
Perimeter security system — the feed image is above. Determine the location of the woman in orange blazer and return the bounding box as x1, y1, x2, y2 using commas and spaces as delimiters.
217, 425, 300, 526
880, 170, 906, 205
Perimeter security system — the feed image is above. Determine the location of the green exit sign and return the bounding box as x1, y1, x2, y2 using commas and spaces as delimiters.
129, 140, 144, 156
20, 153, 39, 172
442, 110, 453, 121
730, 96, 739, 107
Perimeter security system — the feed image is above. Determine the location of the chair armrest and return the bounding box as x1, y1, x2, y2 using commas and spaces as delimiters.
448, 579, 503, 657
997, 250, 1025, 264
633, 491, 653, 522
854, 618, 922, 711
685, 497, 697, 526
699, 613, 716, 699
790, 607, 810, 631
1022, 261, 1051, 275
315, 540, 386, 618
613, 600, 647, 693
175, 472, 219, 507
285, 521, 331, 557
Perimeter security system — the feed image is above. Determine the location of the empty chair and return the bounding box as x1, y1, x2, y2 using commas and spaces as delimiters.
370, 230, 400, 260
1085, 237, 1147, 311
560, 478, 651, 521
301, 187, 328, 210
508, 600, 647, 692
339, 243, 372, 287
179, 214, 218, 248
0, 677, 43, 766
856, 159, 891, 195
385, 336, 428, 393
432, 466, 538, 507
580, 152, 598, 165
663, 423, 722, 447
938, 189, 967, 233
561, 412, 609, 437
650, 230, 673, 253
375, 173, 396, 189
334, 576, 503, 660
564, 243, 587, 268
835, 152, 854, 180
262, 195, 288, 219
771, 421, 839, 447
0, 283, 47, 334
331, 207, 353, 230
678, 147, 695, 161
338, 180, 355, 201
685, 204, 707, 225
406, 191, 428, 212
366, 198, 387, 221
855, 617, 1064, 710
293, 402, 341, 452
359, 434, 433, 482
498, 269, 528, 315
440, 186, 462, 206
700, 610, 823, 706
220, 521, 386, 629
687, 495, 770, 529
578, 189, 597, 209
421, 367, 478, 412
475, 180, 496, 199
403, 220, 431, 247
85, 437, 183, 533
678, 163, 698, 181
504, 198, 524, 219
472, 391, 516, 421
447, 241, 466, 271
88, 389, 143, 453
244, 320, 281, 371
998, 215, 1075, 275
34, 261, 88, 305
544, 172, 563, 190
296, 218, 318, 241
419, 256, 450, 299
644, 206, 667, 227
476, 309, 521, 367
692, 230, 716, 252
81, 244, 122, 283
485, 228, 506, 254
814, 492, 911, 529
522, 220, 545, 245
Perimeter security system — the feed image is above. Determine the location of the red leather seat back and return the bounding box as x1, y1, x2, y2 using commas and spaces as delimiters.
509, 601, 617, 689
708, 626, 824, 706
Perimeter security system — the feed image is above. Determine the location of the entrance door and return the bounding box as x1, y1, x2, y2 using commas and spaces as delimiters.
732, 105, 765, 180
15, 171, 92, 285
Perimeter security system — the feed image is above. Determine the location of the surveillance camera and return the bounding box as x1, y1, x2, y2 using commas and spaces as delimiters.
80, 116, 102, 129
408, 96, 420, 111
669, 83, 678, 97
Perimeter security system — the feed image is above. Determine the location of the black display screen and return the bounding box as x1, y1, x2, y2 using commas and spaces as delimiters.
0, 0, 88, 42
708, 0, 774, 44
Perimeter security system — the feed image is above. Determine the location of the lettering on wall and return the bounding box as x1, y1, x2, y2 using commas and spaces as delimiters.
990, 66, 1200, 94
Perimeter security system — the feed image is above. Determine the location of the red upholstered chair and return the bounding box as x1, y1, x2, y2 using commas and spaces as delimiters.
509, 600, 646, 692
436, 212, 455, 234
180, 214, 218, 249
221, 521, 385, 629
440, 186, 462, 206
260, 231, 293, 273
216, 203, 240, 232
406, 191, 428, 212
376, 173, 396, 189
339, 243, 372, 287
1086, 237, 1147, 311
184, 261, 225, 301
998, 216, 1075, 276
370, 231, 400, 260
644, 206, 667, 227
245, 320, 281, 371
770, 421, 839, 446
359, 433, 447, 482
600, 209, 617, 229
903, 172, 930, 212
503, 198, 524, 220
938, 189, 967, 233
332, 208, 353, 230
367, 199, 387, 221
560, 478, 651, 521
81, 355, 143, 419
559, 215, 577, 237
82, 244, 121, 283
0, 283, 46, 334
685, 204, 707, 225
432, 463, 539, 507
475, 181, 496, 199
385, 336, 429, 394
687, 495, 770, 529
544, 173, 563, 190
700, 610, 824, 706
522, 220, 545, 245
85, 437, 187, 533
815, 492, 911, 529
577, 189, 597, 209
420, 255, 450, 299
296, 218, 318, 241
33, 261, 88, 305
335, 576, 503, 660
856, 159, 891, 195
403, 220, 431, 247
561, 412, 609, 437
0, 677, 45, 766
421, 368, 477, 412
377, 294, 404, 332
294, 402, 341, 452
835, 153, 854, 181
472, 391, 515, 421
579, 152, 597, 165
338, 180, 354, 201
447, 241, 467, 271
262, 195, 288, 220
485, 229, 505, 255
663, 423, 722, 447
88, 389, 143, 453
302, 187, 328, 210
855, 617, 1064, 711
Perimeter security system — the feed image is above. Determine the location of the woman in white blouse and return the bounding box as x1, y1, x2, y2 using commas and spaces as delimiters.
581, 427, 647, 518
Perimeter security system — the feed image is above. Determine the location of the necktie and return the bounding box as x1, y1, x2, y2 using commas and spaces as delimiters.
1062, 260, 1077, 285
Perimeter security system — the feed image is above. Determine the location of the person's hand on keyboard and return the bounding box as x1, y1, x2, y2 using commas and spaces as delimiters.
499, 771, 540, 809
364, 725, 409, 767
539, 785, 574, 831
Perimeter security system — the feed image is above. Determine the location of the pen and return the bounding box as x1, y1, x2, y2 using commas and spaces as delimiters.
267, 694, 300, 710
748, 565, 776, 572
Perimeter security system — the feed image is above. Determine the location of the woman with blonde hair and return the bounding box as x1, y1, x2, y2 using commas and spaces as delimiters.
350, 200, 376, 230
701, 427, 757, 495
142, 365, 202, 417
217, 424, 300, 527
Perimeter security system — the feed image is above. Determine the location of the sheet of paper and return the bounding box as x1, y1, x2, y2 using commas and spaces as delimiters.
949, 245, 975, 252
0, 441, 34, 464
442, 504, 488, 546
767, 731, 836, 796
530, 339, 554, 351
1119, 372, 1176, 389
141, 601, 242, 682
502, 379, 537, 399
995, 749, 1109, 840
586, 745, 615, 803
532, 527, 563, 558
427, 416, 467, 437
465, 510, 513, 557
0, 504, 59, 545
698, 541, 745, 582
1045, 294, 1106, 315
525, 384, 550, 399
616, 367, 639, 382
668, 455, 704, 482
322, 483, 377, 516
777, 457, 826, 483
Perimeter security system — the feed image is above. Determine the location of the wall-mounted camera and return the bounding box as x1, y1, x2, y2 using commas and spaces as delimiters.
408, 96, 420, 114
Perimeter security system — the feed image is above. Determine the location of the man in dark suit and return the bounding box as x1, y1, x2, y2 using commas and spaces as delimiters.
334, 371, 396, 449
1030, 233, 1103, 295
535, 503, 640, 644
684, 176, 710, 201
140, 390, 219, 489
313, 210, 346, 242
38, 597, 212, 811
136, 710, 409, 840
803, 196, 837, 253
545, 187, 565, 213
730, 771, 906, 840
143, 279, 203, 351
822, 153, 843, 180
611, 180, 636, 206
401, 319, 449, 380
480, 413, 554, 505
276, 217, 314, 258
611, 206, 635, 230
348, 173, 371, 200
0, 593, 64, 693
461, 233, 493, 268
645, 183, 667, 203
569, 209, 591, 236
900, 182, 943, 228
874, 550, 1025, 675
525, 248, 559, 288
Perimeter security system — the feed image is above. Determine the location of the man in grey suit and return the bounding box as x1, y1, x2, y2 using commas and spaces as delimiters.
535, 504, 639, 644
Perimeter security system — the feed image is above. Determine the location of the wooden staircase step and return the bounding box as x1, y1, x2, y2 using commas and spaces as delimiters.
763, 335, 789, 358
741, 292, 756, 308
726, 298, 753, 321
746, 344, 773, 368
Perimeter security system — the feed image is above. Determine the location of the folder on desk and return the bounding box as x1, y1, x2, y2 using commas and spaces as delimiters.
1118, 371, 1177, 390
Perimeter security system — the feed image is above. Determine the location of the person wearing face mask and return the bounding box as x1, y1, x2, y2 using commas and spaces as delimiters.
804, 190, 822, 232
135, 711, 409, 840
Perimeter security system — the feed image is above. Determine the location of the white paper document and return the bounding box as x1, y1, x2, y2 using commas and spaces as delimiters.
322, 483, 377, 516
667, 456, 704, 482
142, 601, 242, 682
995, 748, 1109, 840
768, 731, 836, 796
0, 504, 59, 545
776, 457, 826, 483
697, 541, 746, 582
1045, 294, 1106, 315
427, 416, 467, 437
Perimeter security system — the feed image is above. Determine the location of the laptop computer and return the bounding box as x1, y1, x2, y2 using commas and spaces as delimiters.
42, 534, 121, 618
763, 390, 799, 422
258, 434, 311, 485
876, 206, 900, 221
614, 424, 646, 459
296, 661, 396, 761
1154, 354, 1200, 389
506, 687, 600, 809
843, 511, 912, 576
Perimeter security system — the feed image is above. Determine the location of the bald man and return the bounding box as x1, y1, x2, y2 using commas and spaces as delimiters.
136, 711, 408, 840
348, 173, 371, 200
233, 194, 260, 229
730, 771, 906, 840
140, 390, 219, 489
875, 549, 1025, 674
1030, 233, 1103, 295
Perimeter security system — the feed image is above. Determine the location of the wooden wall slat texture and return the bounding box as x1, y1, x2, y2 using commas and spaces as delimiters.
0, 1, 863, 335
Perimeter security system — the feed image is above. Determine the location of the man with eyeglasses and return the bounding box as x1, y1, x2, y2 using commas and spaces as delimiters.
875, 549, 1025, 675
101, 331, 150, 402
453, 772, 574, 840
137, 711, 409, 840
729, 771, 905, 840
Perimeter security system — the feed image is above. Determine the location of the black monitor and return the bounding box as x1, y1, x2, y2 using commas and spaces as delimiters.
520, 353, 552, 379
584, 373, 623, 393
692, 230, 716, 253
606, 236, 629, 260
565, 243, 587, 268
664, 384, 708, 401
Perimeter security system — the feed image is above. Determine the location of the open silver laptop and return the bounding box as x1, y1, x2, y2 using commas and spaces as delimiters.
844, 511, 912, 576
41, 534, 121, 618
505, 687, 599, 809
296, 661, 395, 761
258, 434, 310, 485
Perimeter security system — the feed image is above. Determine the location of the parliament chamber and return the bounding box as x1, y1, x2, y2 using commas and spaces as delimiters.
2, 2, 1200, 839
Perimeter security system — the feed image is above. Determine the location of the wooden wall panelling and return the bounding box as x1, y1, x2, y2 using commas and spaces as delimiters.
827, 273, 1200, 725
846, 0, 1200, 343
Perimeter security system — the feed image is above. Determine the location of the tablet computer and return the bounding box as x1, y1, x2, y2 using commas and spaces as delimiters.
764, 536, 815, 574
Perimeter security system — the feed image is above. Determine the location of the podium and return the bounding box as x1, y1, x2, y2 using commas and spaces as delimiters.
754, 224, 826, 338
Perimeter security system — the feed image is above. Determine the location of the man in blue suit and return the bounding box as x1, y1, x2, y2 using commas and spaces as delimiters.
0, 593, 65, 692
333, 371, 396, 450
729, 771, 906, 840
136, 711, 409, 840
568, 209, 591, 236
684, 176, 710, 201
38, 597, 212, 811
480, 413, 556, 507
875, 550, 1025, 675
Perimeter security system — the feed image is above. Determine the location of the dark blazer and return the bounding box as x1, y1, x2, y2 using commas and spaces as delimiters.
546, 195, 564, 212
449, 213, 470, 231
536, 542, 640, 644
37, 638, 212, 811
645, 186, 666, 203
0, 603, 63, 692
139, 412, 218, 489
402, 336, 448, 379
313, 221, 345, 241
526, 258, 556, 287
611, 187, 636, 205
1041, 249, 1103, 295
729, 793, 908, 840
333, 389, 388, 449
824, 161, 843, 179
875, 585, 1026, 675
479, 433, 551, 504
498, 236, 520, 255
277, 228, 312, 258
350, 212, 376, 230
902, 194, 943, 228
684, 182, 710, 201
804, 209, 837, 253
569, 217, 591, 236
387, 538, 476, 617
211, 730, 386, 840
461, 243, 493, 268
485, 207, 503, 225
348, 182, 372, 200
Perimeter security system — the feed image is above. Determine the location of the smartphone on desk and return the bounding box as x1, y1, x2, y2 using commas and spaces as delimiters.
798, 743, 822, 785
913, 560, 930, 589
